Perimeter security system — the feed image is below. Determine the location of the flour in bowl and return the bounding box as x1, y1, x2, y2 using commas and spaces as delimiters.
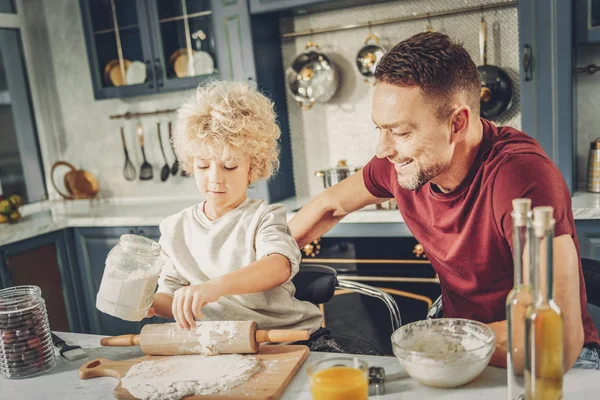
121, 354, 261, 400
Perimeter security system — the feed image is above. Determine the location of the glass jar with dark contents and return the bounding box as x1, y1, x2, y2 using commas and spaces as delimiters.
0, 285, 57, 379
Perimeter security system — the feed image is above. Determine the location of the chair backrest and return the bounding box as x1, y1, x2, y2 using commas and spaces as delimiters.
581, 258, 600, 307
292, 264, 337, 304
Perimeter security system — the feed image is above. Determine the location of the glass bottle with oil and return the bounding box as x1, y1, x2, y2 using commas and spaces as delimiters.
525, 206, 563, 400
506, 198, 533, 400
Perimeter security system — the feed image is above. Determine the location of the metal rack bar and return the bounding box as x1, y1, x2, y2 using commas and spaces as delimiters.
575, 64, 600, 75
109, 109, 178, 120
281, 0, 518, 39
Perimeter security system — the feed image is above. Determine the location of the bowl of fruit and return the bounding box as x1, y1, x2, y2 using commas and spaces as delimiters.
0, 194, 24, 224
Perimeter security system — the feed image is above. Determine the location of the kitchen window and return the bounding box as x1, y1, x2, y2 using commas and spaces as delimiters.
0, 2, 46, 202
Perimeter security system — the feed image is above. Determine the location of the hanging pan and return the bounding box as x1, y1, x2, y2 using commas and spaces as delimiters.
477, 16, 513, 120
285, 41, 339, 110
356, 33, 386, 86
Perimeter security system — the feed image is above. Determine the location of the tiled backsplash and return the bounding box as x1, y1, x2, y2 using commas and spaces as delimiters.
576, 44, 600, 190
281, 0, 521, 197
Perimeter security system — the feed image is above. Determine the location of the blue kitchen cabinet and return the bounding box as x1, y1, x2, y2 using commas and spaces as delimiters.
576, 221, 600, 260
519, 0, 575, 192
0, 230, 87, 333
575, 0, 600, 44
72, 226, 169, 336
79, 0, 222, 99
79, 0, 157, 99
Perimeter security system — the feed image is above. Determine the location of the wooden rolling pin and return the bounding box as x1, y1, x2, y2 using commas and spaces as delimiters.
100, 321, 310, 355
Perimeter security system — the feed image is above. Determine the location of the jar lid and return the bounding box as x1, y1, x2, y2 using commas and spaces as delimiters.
591, 138, 600, 149
118, 234, 161, 256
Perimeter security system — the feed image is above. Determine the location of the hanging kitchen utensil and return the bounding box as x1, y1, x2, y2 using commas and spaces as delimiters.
425, 14, 435, 32
168, 121, 180, 176
120, 126, 136, 181
356, 32, 386, 86
50, 161, 99, 200
285, 41, 338, 110
156, 122, 170, 182
137, 123, 153, 180
477, 16, 513, 120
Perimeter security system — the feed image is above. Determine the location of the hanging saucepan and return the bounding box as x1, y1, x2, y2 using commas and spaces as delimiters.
477, 16, 513, 120
356, 33, 386, 86
285, 41, 338, 110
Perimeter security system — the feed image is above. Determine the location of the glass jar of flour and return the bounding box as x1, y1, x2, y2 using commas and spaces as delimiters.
96, 234, 163, 321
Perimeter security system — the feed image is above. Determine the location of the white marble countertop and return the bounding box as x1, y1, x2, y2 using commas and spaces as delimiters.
2, 332, 598, 400
2, 191, 600, 247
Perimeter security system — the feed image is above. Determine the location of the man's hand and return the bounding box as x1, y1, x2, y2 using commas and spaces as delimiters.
172, 282, 222, 329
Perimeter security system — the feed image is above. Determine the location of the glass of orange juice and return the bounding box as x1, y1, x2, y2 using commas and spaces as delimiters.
307, 356, 369, 400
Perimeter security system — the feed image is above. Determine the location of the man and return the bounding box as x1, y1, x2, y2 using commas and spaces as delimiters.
289, 32, 600, 370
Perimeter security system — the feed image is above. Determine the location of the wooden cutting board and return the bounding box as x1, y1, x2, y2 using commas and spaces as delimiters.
79, 345, 309, 400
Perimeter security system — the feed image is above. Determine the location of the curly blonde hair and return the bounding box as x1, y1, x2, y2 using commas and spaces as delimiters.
172, 81, 280, 183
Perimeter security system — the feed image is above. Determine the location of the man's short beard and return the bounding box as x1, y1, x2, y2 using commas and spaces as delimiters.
397, 160, 448, 191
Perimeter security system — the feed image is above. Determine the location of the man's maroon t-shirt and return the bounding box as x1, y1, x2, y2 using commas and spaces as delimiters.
363, 118, 600, 347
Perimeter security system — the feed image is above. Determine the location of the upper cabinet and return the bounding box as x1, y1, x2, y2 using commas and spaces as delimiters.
146, 0, 221, 92
248, 0, 330, 15
79, 0, 221, 99
576, 0, 600, 44
79, 0, 156, 99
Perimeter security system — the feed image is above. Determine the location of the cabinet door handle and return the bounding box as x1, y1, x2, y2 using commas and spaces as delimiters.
1, 253, 14, 287
154, 59, 164, 88
145, 60, 154, 89
523, 44, 533, 82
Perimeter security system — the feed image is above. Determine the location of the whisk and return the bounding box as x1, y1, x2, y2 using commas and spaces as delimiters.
137, 123, 153, 180
120, 127, 136, 181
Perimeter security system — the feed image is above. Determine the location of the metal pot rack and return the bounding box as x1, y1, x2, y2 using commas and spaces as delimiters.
280, 1, 518, 39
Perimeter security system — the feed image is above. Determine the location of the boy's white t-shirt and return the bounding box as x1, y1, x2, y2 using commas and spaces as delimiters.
156, 197, 323, 333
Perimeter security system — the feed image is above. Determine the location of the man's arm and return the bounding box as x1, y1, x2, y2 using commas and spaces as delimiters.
289, 170, 386, 248
488, 234, 584, 372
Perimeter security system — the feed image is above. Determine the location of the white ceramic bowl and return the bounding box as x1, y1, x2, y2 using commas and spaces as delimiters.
391, 318, 496, 388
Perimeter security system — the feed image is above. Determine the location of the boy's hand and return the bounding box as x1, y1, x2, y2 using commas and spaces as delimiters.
145, 307, 155, 319
172, 282, 222, 329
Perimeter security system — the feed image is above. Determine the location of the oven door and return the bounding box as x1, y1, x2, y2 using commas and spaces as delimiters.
300, 236, 440, 355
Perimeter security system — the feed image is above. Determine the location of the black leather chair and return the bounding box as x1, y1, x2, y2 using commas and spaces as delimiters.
291, 264, 402, 354
581, 258, 600, 335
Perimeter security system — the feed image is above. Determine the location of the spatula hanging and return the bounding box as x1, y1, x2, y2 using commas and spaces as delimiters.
137, 123, 153, 180
120, 127, 136, 181
156, 122, 170, 182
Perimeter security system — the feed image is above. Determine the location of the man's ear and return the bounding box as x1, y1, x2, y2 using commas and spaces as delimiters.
449, 106, 471, 144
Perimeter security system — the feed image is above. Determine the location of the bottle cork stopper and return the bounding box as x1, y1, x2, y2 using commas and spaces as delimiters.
511, 198, 531, 227
532, 206, 555, 236
512, 198, 531, 214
